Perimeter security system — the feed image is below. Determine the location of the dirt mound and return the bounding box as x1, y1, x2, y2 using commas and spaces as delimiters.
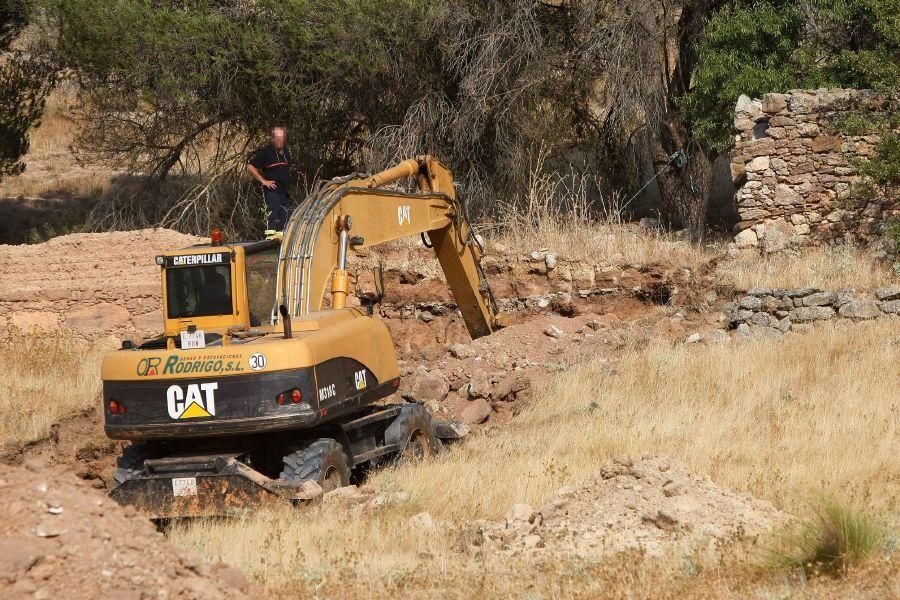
0, 228, 204, 340
0, 462, 256, 599
470, 455, 785, 560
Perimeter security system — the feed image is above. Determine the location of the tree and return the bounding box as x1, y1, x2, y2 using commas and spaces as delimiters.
0, 0, 55, 180
43, 0, 438, 231
684, 0, 900, 154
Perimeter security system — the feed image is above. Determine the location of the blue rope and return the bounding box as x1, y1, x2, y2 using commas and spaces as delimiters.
620, 150, 687, 212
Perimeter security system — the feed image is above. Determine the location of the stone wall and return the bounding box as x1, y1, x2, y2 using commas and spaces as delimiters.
730, 89, 899, 252
727, 284, 900, 338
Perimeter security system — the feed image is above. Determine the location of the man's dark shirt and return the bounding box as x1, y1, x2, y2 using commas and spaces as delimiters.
248, 145, 292, 195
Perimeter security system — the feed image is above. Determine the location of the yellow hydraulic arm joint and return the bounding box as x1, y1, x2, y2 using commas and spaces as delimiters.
331, 215, 352, 310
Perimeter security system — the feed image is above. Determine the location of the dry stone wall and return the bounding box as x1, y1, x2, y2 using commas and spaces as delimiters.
730, 89, 899, 252
726, 284, 900, 338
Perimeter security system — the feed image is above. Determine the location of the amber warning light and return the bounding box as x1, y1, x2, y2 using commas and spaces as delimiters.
211, 228, 223, 246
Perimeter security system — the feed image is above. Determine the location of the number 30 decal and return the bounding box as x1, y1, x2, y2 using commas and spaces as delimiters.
248, 353, 267, 371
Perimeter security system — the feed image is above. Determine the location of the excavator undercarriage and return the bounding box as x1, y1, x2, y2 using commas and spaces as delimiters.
102, 156, 499, 517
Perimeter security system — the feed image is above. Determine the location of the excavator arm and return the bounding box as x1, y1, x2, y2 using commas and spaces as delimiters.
273, 156, 502, 339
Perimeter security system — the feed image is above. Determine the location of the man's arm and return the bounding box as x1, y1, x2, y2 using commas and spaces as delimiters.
247, 163, 278, 190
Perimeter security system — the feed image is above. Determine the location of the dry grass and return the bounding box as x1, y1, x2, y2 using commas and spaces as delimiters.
719, 244, 898, 290
168, 319, 899, 597
0, 88, 112, 199
0, 332, 106, 446
491, 219, 721, 271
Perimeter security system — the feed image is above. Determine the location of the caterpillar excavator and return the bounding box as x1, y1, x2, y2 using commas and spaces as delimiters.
102, 156, 504, 517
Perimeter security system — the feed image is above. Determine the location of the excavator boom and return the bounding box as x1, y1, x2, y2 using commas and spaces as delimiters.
274, 155, 502, 338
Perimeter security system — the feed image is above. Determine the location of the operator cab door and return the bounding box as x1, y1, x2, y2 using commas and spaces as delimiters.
161, 249, 243, 338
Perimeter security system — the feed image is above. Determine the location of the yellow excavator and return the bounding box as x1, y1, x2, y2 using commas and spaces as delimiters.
101, 156, 503, 517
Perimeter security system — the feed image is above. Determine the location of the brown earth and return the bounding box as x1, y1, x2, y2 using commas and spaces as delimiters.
473, 454, 786, 560
0, 229, 204, 341
0, 462, 257, 599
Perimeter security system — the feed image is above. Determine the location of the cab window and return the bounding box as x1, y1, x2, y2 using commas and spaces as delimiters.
166, 265, 233, 318
246, 248, 278, 326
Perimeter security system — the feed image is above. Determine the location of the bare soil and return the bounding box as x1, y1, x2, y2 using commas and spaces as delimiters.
0, 462, 256, 599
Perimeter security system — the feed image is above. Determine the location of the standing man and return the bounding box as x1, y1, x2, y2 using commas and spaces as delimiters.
247, 126, 292, 233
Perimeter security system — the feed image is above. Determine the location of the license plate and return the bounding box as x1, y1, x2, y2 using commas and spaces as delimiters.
180, 330, 206, 349
172, 477, 198, 497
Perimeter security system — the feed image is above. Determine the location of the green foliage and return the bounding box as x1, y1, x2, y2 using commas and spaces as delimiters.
857, 132, 900, 188
0, 0, 55, 180
46, 0, 437, 177
684, 0, 900, 153
682, 2, 804, 154
771, 497, 888, 577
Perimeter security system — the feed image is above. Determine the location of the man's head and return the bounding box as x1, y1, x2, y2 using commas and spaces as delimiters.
271, 126, 286, 149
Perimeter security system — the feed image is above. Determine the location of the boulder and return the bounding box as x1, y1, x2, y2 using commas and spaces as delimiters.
879, 300, 900, 314
734, 228, 758, 249
9, 312, 58, 332
790, 306, 835, 322
774, 184, 801, 207
544, 324, 565, 338
738, 296, 763, 310
460, 398, 491, 425
65, 303, 130, 333
875, 285, 900, 301
735, 95, 763, 122
761, 224, 791, 254
506, 504, 535, 525
746, 156, 770, 172
761, 93, 788, 114
401, 368, 449, 403
449, 343, 475, 359
408, 512, 435, 529
838, 300, 881, 320
800, 292, 837, 307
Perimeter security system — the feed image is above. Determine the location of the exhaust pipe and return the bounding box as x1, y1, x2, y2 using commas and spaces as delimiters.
279, 305, 292, 339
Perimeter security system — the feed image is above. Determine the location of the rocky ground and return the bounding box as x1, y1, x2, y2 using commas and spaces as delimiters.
0, 462, 256, 599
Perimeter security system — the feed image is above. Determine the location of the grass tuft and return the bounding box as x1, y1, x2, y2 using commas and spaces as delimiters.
771, 498, 888, 577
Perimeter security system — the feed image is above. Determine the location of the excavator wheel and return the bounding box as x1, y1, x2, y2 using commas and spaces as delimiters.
280, 438, 351, 493
388, 403, 441, 464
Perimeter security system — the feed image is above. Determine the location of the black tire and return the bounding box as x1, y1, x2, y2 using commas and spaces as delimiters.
386, 403, 441, 464
280, 438, 351, 493
112, 442, 154, 488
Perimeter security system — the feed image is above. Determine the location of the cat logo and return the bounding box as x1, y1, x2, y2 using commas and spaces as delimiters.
354, 369, 367, 391
167, 383, 218, 419
397, 205, 411, 226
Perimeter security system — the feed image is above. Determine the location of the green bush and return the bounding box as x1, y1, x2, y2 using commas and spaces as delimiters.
684, 0, 900, 154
